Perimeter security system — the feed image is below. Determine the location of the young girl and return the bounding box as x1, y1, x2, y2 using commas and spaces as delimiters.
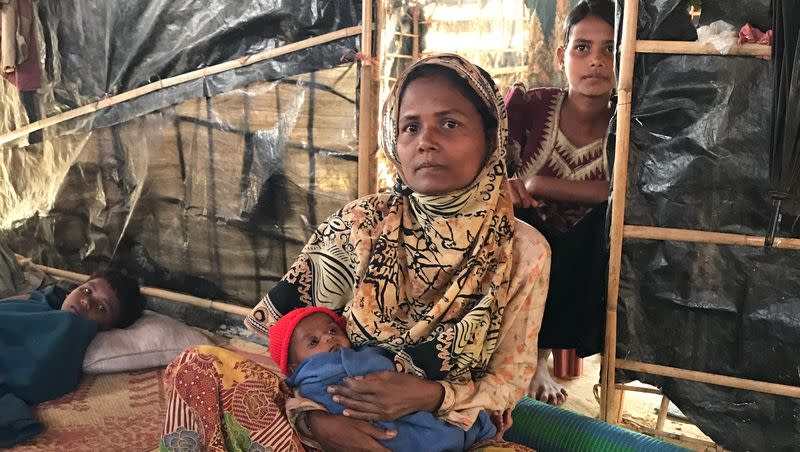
505, 0, 615, 406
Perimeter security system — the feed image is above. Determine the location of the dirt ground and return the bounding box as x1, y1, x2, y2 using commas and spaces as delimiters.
551, 354, 726, 451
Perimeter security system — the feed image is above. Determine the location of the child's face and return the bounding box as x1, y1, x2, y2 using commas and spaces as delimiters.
61, 278, 121, 331
288, 313, 351, 371
396, 73, 488, 195
559, 14, 616, 98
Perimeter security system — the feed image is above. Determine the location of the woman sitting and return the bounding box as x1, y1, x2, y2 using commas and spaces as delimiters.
162, 53, 550, 452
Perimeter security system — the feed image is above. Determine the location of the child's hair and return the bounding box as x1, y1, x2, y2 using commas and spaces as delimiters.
268, 306, 347, 376
398, 64, 499, 139
563, 0, 615, 43
89, 270, 146, 328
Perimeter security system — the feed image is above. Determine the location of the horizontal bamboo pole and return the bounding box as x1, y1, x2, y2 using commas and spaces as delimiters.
622, 419, 723, 451
615, 383, 663, 396
624, 225, 800, 250
635, 40, 770, 57
0, 26, 362, 146
617, 359, 800, 399
15, 255, 251, 316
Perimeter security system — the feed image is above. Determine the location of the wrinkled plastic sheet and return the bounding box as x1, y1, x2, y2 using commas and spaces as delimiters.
611, 1, 800, 450
0, 0, 361, 308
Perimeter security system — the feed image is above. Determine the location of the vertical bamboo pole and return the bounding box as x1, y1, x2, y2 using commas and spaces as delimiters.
412, 7, 421, 61
358, 0, 377, 197
600, 0, 639, 423
1, 0, 18, 73
655, 395, 670, 431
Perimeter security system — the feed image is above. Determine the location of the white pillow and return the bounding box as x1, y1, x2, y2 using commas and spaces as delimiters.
83, 310, 213, 374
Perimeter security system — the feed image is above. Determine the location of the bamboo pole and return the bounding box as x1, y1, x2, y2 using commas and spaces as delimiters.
0, 26, 363, 147
15, 255, 252, 316
615, 383, 663, 396
357, 0, 377, 197
622, 419, 725, 451
655, 395, 670, 431
636, 40, 771, 58
412, 7, 420, 61
601, 0, 639, 423
624, 225, 800, 250
0, 0, 17, 73
617, 359, 800, 399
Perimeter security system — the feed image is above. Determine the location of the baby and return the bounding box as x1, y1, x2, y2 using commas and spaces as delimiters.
269, 306, 500, 452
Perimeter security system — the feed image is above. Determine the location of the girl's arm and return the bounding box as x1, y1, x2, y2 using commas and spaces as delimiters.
526, 176, 609, 205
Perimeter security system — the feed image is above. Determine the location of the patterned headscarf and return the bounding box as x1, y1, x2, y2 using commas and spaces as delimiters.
248, 53, 515, 383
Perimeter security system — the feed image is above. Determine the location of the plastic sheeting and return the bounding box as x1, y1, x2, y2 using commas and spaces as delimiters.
1, 0, 361, 307
610, 1, 800, 450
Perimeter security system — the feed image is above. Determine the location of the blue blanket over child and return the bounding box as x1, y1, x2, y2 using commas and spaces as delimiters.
286, 346, 496, 452
0, 286, 97, 447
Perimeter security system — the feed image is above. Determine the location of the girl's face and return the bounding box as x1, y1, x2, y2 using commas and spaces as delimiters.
558, 14, 616, 98
396, 73, 488, 195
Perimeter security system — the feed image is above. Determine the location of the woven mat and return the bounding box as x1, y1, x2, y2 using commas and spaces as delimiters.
11, 369, 166, 452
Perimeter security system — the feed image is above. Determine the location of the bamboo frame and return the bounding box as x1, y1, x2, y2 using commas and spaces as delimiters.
0, 26, 363, 147
600, 0, 639, 422
15, 255, 251, 316
357, 0, 378, 197
600, 2, 800, 441
636, 40, 771, 57
624, 225, 800, 250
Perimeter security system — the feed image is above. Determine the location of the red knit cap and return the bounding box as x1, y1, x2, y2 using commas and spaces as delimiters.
268, 306, 347, 376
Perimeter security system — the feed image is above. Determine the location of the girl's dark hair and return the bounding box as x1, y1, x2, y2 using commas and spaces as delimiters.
89, 270, 146, 328
564, 0, 615, 43
397, 64, 498, 136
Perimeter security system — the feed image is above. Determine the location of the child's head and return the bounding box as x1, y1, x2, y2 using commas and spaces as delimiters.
61, 270, 146, 331
558, 0, 616, 98
268, 306, 350, 376
393, 62, 499, 195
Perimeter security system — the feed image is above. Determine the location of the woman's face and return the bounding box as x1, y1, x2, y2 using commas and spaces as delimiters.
396, 73, 488, 195
559, 14, 616, 98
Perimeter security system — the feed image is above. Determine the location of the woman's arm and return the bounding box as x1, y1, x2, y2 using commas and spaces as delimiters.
436, 228, 550, 429
526, 176, 609, 205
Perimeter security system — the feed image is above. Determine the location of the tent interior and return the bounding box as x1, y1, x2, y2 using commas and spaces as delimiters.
1, 0, 798, 451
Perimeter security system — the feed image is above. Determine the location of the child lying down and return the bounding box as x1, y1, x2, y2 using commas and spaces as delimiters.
0, 270, 145, 447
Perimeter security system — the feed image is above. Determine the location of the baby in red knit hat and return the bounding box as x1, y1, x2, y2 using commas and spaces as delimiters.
268, 306, 504, 452
268, 306, 350, 376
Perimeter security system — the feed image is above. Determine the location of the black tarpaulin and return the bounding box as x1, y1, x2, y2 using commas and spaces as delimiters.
0, 0, 362, 307
611, 1, 800, 450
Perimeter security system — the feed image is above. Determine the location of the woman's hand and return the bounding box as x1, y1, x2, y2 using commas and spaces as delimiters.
508, 178, 539, 208
490, 409, 514, 441
328, 371, 445, 422
307, 411, 395, 452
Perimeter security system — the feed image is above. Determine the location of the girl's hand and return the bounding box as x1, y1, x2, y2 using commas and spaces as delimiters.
328, 371, 445, 422
307, 411, 395, 452
508, 178, 540, 208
